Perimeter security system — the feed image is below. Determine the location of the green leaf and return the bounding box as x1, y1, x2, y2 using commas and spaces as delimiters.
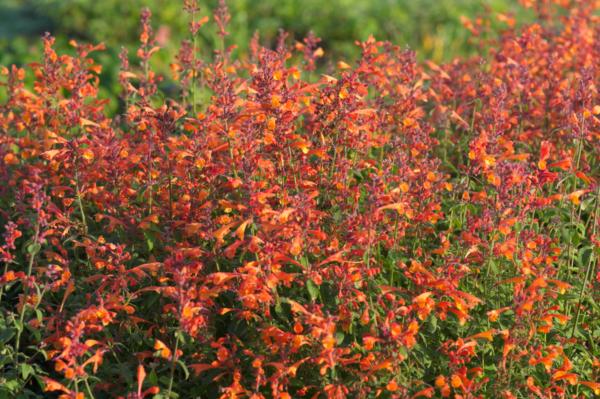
300, 256, 309, 269
577, 246, 592, 269
0, 327, 16, 344
427, 316, 438, 333
1, 379, 21, 393
307, 279, 319, 301
177, 359, 190, 380
274, 300, 285, 319
397, 346, 408, 358
19, 363, 33, 379
26, 242, 41, 255
148, 368, 159, 386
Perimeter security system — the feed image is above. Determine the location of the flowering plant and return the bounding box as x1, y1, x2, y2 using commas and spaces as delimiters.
1, 1, 599, 398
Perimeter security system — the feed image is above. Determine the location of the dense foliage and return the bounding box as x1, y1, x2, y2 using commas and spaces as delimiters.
1, 0, 531, 109
0, 1, 599, 398
1, 0, 525, 60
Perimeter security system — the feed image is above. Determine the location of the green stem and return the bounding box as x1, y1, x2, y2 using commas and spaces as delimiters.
84, 378, 96, 399
75, 163, 88, 234
166, 333, 181, 397
14, 220, 40, 365
570, 187, 599, 338
0, 261, 9, 305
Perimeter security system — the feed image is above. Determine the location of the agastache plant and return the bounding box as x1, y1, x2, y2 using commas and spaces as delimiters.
0, 0, 599, 398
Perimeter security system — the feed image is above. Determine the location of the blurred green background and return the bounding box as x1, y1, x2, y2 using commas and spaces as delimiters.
0, 0, 529, 107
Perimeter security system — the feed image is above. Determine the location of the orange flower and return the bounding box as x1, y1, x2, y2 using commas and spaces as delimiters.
450, 374, 462, 388
154, 340, 172, 359
386, 380, 398, 392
